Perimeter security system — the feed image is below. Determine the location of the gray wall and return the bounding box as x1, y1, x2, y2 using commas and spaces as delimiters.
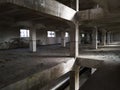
0, 28, 70, 49
112, 32, 120, 42
37, 30, 70, 45
0, 27, 20, 49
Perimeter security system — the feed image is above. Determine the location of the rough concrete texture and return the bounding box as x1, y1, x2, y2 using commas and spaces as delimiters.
76, 8, 104, 21
80, 63, 120, 90
0, 0, 76, 22
0, 43, 119, 90
79, 43, 120, 62
0, 28, 69, 49
0, 50, 75, 90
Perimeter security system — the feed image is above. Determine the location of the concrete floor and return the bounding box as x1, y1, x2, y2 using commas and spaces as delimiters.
80, 63, 120, 90
79, 44, 120, 62
2, 44, 70, 56
0, 43, 120, 90
0, 50, 74, 89
79, 43, 120, 90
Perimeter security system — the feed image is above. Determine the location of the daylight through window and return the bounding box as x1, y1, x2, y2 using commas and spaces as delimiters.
20, 29, 30, 38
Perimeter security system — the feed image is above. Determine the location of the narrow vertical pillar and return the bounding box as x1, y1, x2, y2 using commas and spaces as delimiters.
61, 31, 66, 47
70, 65, 80, 90
30, 27, 36, 52
107, 32, 111, 44
76, 0, 79, 11
70, 23, 79, 57
101, 30, 106, 46
92, 27, 98, 49
110, 32, 113, 43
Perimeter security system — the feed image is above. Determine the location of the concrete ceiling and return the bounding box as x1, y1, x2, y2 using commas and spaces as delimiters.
56, 0, 97, 10
0, 3, 69, 29
0, 0, 120, 32
93, 0, 120, 13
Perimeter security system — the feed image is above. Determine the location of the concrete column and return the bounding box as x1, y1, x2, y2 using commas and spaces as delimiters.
101, 30, 106, 46
110, 33, 113, 43
30, 27, 37, 52
70, 23, 79, 57
92, 27, 98, 49
107, 32, 111, 44
61, 31, 66, 47
76, 0, 79, 11
70, 65, 80, 90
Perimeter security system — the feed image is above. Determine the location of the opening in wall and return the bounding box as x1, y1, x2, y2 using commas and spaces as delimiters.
65, 32, 69, 37
20, 29, 30, 38
81, 33, 85, 38
47, 31, 56, 37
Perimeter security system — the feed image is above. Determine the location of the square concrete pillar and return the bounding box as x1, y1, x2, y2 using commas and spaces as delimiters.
70, 70, 79, 90
70, 64, 80, 90
101, 30, 106, 46
61, 31, 66, 47
70, 23, 79, 57
29, 28, 36, 52
76, 0, 79, 11
110, 33, 113, 43
107, 32, 111, 44
92, 27, 98, 49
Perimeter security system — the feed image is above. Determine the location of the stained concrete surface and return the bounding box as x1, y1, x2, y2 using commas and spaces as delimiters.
0, 43, 120, 89
80, 63, 120, 90
0, 49, 74, 89
79, 44, 120, 62
79, 43, 120, 90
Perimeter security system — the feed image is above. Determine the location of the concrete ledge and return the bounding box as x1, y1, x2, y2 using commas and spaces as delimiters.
0, 58, 75, 90
76, 57, 104, 68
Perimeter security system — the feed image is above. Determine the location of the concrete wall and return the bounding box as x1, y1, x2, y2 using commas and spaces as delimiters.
0, 27, 20, 49
112, 32, 120, 42
0, 27, 19, 42
36, 30, 47, 45
37, 30, 70, 45
0, 28, 70, 49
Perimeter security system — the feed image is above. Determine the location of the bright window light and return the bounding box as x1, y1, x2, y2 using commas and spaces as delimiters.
20, 29, 30, 37
47, 31, 56, 37
81, 33, 85, 38
65, 32, 69, 37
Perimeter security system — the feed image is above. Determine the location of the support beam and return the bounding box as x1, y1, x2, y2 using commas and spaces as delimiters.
61, 31, 66, 47
70, 23, 79, 57
76, 0, 79, 11
92, 27, 98, 49
30, 27, 37, 52
70, 70, 79, 90
70, 64, 80, 90
0, 0, 76, 22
